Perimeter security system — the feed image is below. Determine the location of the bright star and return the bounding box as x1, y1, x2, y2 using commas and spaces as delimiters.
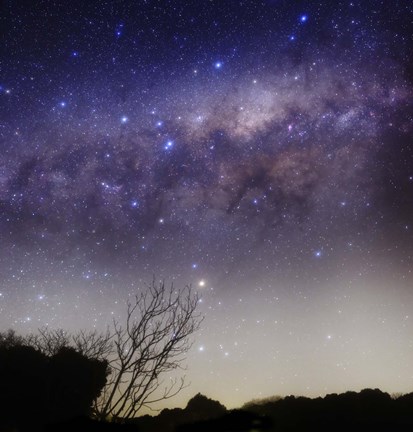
121, 116, 128, 123
300, 15, 308, 23
214, 61, 223, 69
115, 23, 124, 37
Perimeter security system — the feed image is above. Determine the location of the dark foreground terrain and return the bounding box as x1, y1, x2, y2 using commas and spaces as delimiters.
129, 390, 413, 432
2, 390, 413, 431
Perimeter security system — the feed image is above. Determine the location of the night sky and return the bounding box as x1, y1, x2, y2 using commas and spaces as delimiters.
2, 0, 413, 409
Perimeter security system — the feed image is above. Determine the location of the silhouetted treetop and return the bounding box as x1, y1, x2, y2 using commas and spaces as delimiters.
0, 337, 108, 430
185, 393, 227, 420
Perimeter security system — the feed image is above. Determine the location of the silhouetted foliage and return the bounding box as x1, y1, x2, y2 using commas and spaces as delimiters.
129, 389, 413, 432
0, 328, 25, 348
238, 388, 413, 431
127, 393, 227, 432
185, 393, 227, 420
49, 347, 108, 420
0, 336, 108, 430
0, 280, 202, 425
241, 395, 282, 412
176, 409, 272, 432
42, 415, 139, 432
2, 324, 413, 432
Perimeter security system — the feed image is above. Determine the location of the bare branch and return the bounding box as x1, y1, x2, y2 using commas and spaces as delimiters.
5, 279, 202, 422
93, 280, 202, 421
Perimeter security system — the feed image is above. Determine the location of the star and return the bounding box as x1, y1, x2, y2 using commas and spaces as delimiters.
2, 0, 413, 412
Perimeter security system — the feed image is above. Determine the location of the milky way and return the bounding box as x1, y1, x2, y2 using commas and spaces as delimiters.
1, 0, 413, 409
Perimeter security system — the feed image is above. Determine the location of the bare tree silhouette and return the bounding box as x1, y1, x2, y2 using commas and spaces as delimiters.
94, 281, 202, 421
1, 280, 202, 423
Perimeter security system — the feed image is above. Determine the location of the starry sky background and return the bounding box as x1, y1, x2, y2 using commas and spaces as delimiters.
1, 0, 413, 409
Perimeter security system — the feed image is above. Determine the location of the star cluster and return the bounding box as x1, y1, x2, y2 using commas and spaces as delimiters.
1, 0, 413, 409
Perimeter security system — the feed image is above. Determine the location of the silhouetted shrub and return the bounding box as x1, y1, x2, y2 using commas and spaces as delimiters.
185, 392, 227, 420
240, 388, 413, 432
127, 393, 227, 432
49, 347, 108, 421
0, 340, 108, 430
43, 415, 139, 432
176, 409, 272, 432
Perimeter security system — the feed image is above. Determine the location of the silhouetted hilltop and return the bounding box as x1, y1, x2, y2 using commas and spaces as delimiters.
130, 389, 413, 432
0, 337, 412, 432
127, 393, 226, 432
212, 389, 413, 432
